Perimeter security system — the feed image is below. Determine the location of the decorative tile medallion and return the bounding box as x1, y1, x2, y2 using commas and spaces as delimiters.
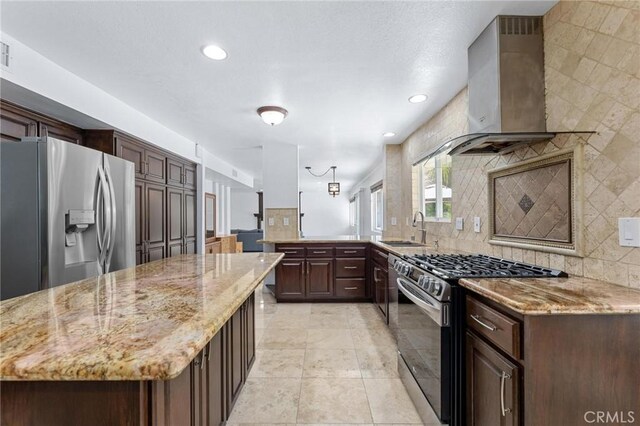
518, 194, 535, 214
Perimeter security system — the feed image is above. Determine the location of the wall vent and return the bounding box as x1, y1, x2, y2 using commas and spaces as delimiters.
499, 16, 541, 36
1, 41, 10, 69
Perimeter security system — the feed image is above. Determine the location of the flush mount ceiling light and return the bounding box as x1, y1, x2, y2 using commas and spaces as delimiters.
201, 45, 228, 60
408, 94, 428, 103
306, 166, 340, 197
383, 132, 396, 137
257, 106, 288, 126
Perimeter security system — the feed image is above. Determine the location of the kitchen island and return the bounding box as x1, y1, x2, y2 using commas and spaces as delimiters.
0, 252, 283, 425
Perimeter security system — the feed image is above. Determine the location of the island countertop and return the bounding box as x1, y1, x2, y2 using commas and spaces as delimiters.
0, 253, 283, 381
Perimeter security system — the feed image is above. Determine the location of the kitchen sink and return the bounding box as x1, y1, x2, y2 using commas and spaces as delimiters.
380, 240, 424, 247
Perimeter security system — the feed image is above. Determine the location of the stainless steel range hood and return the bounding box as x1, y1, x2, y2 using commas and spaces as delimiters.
449, 16, 559, 156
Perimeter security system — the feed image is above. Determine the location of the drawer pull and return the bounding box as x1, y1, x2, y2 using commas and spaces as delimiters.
283, 251, 298, 254
500, 372, 512, 416
344, 286, 358, 290
471, 314, 497, 331
344, 250, 357, 254
313, 250, 327, 254
343, 266, 358, 269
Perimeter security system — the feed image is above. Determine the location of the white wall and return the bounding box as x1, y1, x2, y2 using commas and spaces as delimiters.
301, 190, 350, 237
231, 190, 259, 230
348, 161, 383, 236
262, 143, 299, 209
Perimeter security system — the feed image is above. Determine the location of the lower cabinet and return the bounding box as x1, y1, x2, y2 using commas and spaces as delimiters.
466, 332, 520, 426
151, 292, 257, 426
306, 259, 334, 298
275, 259, 306, 299
372, 262, 388, 322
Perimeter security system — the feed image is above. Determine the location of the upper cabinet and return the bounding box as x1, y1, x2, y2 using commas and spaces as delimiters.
1, 100, 82, 144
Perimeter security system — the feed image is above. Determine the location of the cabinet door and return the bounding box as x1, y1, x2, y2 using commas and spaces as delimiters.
184, 164, 197, 190
167, 187, 184, 257
184, 190, 197, 254
116, 137, 145, 179
134, 181, 145, 265
145, 148, 167, 184
306, 259, 334, 298
466, 332, 520, 426
0, 104, 37, 142
39, 121, 83, 144
244, 295, 256, 373
226, 307, 244, 416
167, 158, 185, 187
192, 350, 206, 426
374, 265, 388, 322
145, 183, 166, 262
150, 360, 193, 426
275, 260, 305, 299
206, 329, 225, 426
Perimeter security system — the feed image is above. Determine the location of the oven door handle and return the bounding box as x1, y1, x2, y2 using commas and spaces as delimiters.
397, 278, 447, 327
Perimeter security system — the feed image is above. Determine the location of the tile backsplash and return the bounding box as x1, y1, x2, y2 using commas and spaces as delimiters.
386, 0, 639, 288
264, 208, 299, 240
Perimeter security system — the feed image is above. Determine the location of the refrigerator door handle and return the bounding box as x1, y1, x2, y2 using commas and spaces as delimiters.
96, 165, 110, 274
104, 163, 117, 273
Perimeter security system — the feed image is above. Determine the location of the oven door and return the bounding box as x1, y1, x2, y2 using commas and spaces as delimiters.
397, 276, 451, 423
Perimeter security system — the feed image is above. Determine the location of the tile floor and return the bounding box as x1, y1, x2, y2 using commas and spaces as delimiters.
227, 285, 442, 425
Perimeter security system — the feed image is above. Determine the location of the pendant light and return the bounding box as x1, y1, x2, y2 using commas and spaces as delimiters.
306, 166, 340, 197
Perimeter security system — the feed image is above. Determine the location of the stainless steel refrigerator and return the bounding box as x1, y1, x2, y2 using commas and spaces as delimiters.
1, 137, 135, 300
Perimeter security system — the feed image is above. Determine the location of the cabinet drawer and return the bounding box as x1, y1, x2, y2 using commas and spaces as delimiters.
275, 246, 305, 258
336, 278, 366, 298
466, 297, 521, 359
335, 258, 366, 278
371, 247, 389, 269
306, 246, 334, 258
335, 246, 367, 258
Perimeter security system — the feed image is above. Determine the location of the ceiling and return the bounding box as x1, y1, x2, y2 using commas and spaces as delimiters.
0, 1, 556, 192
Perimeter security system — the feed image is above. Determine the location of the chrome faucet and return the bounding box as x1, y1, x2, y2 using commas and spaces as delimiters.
412, 211, 427, 245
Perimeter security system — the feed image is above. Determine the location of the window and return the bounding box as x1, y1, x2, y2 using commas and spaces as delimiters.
371, 183, 383, 232
349, 194, 359, 233
419, 153, 452, 221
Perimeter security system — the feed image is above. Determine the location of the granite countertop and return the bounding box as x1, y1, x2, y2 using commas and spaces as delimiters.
459, 276, 640, 315
0, 253, 283, 381
260, 235, 640, 315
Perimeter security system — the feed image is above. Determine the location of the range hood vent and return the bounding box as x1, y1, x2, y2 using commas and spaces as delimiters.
449, 16, 593, 156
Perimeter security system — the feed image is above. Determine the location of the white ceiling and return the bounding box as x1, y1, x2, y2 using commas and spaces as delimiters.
0, 1, 556, 192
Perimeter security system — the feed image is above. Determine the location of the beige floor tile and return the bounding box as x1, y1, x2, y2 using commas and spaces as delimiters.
297, 378, 373, 424
302, 349, 361, 378
306, 329, 355, 349
306, 313, 350, 329
250, 349, 305, 378
355, 346, 399, 378
363, 378, 422, 424
310, 303, 352, 315
268, 314, 311, 329
276, 303, 312, 315
226, 378, 301, 424
258, 328, 308, 349
255, 313, 274, 329
255, 327, 265, 345
351, 327, 396, 348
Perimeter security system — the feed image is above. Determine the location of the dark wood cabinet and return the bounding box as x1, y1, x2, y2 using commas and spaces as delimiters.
150, 354, 195, 426
84, 129, 198, 264
306, 259, 334, 298
226, 306, 244, 416
244, 295, 256, 373
275, 260, 306, 299
205, 328, 225, 426
1, 100, 82, 144
372, 254, 389, 323
274, 244, 369, 302
466, 331, 520, 426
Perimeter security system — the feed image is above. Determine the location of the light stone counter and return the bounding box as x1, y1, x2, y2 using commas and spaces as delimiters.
0, 253, 283, 381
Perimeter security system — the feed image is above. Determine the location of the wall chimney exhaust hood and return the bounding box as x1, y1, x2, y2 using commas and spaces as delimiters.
449, 16, 592, 156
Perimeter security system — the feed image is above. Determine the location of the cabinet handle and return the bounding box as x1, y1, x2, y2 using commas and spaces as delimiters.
343, 266, 358, 270
344, 250, 357, 254
313, 250, 327, 254
470, 314, 497, 331
283, 251, 298, 254
344, 287, 358, 290
207, 341, 212, 361
500, 372, 512, 416
144, 161, 149, 175
373, 267, 379, 282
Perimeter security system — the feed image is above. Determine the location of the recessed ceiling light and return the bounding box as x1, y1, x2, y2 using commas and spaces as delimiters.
383, 132, 396, 137
408, 94, 428, 103
201, 45, 228, 60
257, 106, 288, 126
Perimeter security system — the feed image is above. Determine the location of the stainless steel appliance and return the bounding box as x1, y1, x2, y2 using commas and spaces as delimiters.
1, 137, 135, 300
390, 253, 567, 425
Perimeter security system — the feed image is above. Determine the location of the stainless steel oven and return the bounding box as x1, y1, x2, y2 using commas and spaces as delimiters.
390, 254, 451, 424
